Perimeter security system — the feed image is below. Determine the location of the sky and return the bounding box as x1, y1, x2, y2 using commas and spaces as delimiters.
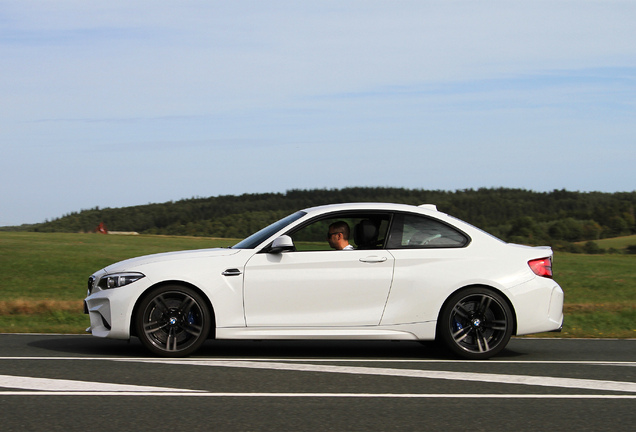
1, 1, 635, 226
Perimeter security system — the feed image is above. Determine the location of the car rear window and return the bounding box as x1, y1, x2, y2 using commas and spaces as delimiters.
386, 213, 469, 248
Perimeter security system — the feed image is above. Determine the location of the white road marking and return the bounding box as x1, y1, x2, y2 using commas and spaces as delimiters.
1, 357, 635, 398
2, 357, 636, 366
132, 359, 636, 393
0, 391, 635, 399
0, 357, 636, 367
0, 375, 199, 393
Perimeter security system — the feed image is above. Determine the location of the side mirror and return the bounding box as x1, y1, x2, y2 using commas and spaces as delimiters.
269, 235, 295, 253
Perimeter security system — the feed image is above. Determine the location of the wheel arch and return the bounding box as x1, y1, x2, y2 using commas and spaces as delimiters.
435, 284, 518, 338
130, 280, 216, 339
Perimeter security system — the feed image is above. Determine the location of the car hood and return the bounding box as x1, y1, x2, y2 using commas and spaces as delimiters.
102, 248, 242, 274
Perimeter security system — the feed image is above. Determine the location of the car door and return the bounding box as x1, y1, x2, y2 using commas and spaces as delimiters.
243, 249, 395, 327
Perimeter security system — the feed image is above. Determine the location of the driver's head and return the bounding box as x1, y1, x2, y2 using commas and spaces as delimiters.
327, 221, 350, 250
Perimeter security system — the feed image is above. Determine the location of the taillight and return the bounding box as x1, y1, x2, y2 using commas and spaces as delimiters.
529, 257, 553, 278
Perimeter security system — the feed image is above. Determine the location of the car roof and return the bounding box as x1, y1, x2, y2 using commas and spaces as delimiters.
301, 202, 443, 216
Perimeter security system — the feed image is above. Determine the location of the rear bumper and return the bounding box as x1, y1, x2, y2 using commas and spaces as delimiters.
510, 278, 564, 335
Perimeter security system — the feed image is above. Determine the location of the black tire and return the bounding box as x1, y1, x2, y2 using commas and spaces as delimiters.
438, 287, 513, 360
135, 285, 211, 357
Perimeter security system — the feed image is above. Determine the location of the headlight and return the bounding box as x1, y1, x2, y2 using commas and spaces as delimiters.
97, 272, 145, 290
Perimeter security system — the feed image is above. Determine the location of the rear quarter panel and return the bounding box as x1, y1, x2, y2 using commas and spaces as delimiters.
380, 237, 539, 327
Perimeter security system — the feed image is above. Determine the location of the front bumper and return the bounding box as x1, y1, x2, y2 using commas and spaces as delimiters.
84, 271, 152, 340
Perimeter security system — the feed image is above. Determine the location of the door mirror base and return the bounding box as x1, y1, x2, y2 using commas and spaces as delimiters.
268, 235, 295, 253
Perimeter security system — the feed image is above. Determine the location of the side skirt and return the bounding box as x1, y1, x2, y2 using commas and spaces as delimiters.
215, 322, 436, 341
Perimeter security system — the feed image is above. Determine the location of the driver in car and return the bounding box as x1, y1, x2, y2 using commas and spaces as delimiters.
327, 221, 354, 250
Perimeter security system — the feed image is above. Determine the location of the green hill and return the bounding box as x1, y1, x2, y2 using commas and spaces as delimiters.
4, 187, 635, 249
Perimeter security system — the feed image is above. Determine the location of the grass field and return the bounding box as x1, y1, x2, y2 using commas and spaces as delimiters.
581, 234, 636, 250
0, 232, 634, 337
551, 253, 635, 338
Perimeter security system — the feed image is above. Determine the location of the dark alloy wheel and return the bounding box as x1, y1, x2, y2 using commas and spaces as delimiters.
438, 287, 513, 360
135, 285, 211, 357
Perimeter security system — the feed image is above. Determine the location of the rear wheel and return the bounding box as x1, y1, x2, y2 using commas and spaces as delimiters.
438, 287, 513, 360
135, 285, 211, 357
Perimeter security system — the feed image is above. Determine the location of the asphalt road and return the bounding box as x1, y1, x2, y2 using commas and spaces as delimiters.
1, 334, 634, 431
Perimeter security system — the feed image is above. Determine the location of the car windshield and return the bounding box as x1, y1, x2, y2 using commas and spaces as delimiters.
231, 211, 307, 249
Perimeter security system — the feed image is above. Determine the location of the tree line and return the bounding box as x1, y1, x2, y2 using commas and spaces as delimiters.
5, 187, 635, 251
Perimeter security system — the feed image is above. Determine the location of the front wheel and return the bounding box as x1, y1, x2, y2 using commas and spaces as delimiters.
438, 287, 513, 360
135, 285, 211, 357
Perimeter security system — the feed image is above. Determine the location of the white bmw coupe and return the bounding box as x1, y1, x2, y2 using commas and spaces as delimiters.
85, 202, 563, 359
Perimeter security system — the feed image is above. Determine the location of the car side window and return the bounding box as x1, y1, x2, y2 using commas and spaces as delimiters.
287, 213, 391, 251
386, 213, 468, 249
